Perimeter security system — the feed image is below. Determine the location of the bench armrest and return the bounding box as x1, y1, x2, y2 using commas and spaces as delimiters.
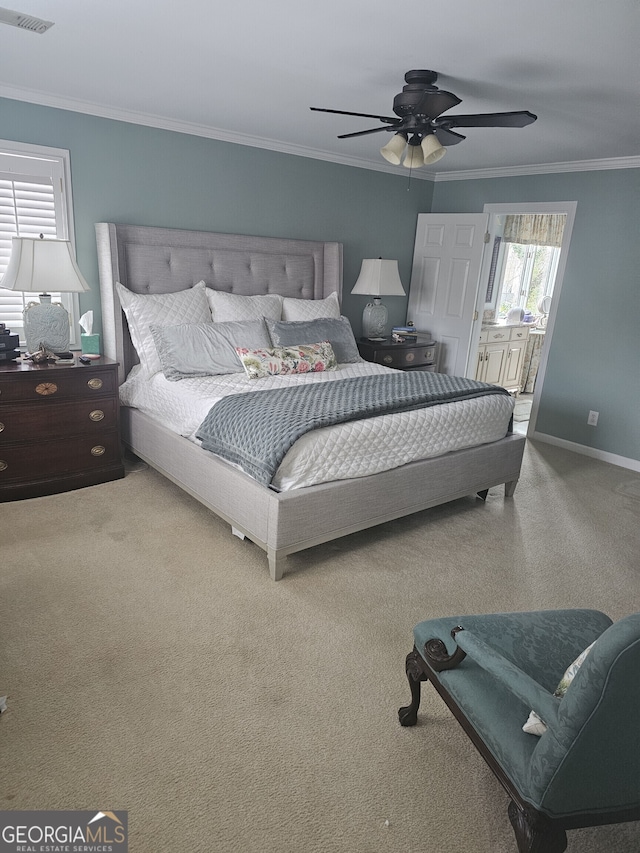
453, 629, 560, 730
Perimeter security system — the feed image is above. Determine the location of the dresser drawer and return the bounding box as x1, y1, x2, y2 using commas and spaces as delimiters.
485, 328, 510, 342
0, 398, 119, 443
509, 326, 530, 341
0, 432, 121, 484
372, 345, 436, 368
0, 368, 116, 402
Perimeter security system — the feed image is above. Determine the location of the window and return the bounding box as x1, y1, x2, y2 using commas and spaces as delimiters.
491, 213, 566, 321
498, 242, 561, 318
0, 141, 80, 347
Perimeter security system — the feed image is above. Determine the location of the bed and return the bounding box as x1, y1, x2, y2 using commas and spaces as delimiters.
96, 222, 526, 580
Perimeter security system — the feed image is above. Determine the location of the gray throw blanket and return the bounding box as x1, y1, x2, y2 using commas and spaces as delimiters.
196, 372, 509, 486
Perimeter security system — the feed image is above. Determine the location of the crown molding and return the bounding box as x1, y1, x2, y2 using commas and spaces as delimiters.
432, 156, 640, 181
0, 84, 434, 182
2, 85, 638, 183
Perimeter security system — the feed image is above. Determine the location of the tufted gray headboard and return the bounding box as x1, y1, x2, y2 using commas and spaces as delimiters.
95, 223, 343, 384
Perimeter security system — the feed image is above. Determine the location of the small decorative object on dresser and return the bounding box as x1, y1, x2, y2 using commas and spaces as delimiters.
357, 335, 437, 372
0, 356, 124, 501
0, 323, 20, 362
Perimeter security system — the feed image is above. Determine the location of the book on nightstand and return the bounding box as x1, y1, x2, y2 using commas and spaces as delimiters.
391, 326, 419, 341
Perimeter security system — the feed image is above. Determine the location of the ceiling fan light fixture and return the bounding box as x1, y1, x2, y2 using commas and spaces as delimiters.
421, 133, 446, 164
380, 132, 407, 165
402, 137, 424, 169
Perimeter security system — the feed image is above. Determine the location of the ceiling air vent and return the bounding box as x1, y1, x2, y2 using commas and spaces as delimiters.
0, 6, 54, 33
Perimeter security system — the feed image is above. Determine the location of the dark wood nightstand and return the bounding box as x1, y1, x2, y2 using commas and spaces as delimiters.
0, 356, 124, 501
357, 337, 438, 371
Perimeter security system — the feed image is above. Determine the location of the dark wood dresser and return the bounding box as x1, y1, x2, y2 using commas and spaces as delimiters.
357, 336, 438, 371
0, 356, 124, 501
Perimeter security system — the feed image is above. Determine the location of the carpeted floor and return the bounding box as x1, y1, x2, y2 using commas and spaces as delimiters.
1, 439, 639, 852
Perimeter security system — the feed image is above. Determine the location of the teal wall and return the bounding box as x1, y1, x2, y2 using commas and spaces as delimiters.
1, 97, 433, 336
3, 97, 639, 463
432, 170, 640, 464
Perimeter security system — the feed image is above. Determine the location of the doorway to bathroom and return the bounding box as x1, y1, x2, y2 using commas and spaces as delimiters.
482, 202, 577, 437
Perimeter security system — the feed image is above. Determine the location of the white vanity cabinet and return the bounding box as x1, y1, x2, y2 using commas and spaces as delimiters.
475, 325, 530, 393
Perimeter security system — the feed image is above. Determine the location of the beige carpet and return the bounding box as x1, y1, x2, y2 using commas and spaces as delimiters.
1, 440, 639, 853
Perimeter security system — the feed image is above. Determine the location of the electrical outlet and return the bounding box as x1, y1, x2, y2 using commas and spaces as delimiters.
587, 410, 599, 426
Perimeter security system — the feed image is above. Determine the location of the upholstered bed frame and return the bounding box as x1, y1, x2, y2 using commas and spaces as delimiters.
96, 222, 526, 580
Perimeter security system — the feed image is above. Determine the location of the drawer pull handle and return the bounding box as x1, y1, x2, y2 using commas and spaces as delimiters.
35, 382, 58, 396
0, 460, 7, 472
87, 378, 103, 390
383, 355, 393, 364
91, 445, 106, 457
0, 422, 4, 433
89, 409, 105, 422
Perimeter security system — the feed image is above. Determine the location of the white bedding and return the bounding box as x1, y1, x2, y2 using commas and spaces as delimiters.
120, 363, 515, 491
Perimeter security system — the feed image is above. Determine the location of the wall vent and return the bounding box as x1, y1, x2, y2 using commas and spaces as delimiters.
0, 6, 54, 33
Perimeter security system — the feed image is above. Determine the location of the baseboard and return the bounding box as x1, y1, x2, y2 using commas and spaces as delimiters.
530, 431, 640, 473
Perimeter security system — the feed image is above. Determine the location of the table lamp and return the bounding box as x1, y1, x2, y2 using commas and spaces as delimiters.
1, 235, 90, 353
351, 258, 406, 339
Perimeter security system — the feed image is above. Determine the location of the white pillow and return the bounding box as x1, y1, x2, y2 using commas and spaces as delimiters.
116, 280, 211, 377
206, 290, 283, 323
522, 640, 596, 736
281, 291, 341, 321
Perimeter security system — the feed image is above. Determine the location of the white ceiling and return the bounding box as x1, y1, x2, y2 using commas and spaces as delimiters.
2, 0, 640, 179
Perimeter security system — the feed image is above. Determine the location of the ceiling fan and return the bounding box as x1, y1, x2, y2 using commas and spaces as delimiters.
311, 70, 537, 168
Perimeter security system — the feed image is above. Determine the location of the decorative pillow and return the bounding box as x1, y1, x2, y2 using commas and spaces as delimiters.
206, 289, 283, 323
266, 316, 360, 364
281, 291, 341, 321
523, 640, 597, 736
150, 319, 271, 380
236, 342, 337, 379
116, 281, 211, 377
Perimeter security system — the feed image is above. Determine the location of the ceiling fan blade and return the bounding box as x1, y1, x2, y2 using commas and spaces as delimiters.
310, 107, 398, 123
437, 110, 537, 129
411, 90, 462, 119
337, 125, 397, 139
433, 127, 466, 146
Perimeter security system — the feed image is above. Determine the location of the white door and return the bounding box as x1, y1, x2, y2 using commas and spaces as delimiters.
407, 213, 488, 376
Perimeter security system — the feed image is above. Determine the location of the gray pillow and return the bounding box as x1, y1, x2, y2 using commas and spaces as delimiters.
150, 320, 271, 380
266, 316, 361, 364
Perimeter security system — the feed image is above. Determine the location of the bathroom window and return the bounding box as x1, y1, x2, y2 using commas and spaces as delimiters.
494, 213, 565, 320
497, 242, 561, 318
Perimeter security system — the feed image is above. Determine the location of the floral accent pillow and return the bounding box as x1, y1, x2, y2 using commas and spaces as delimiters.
523, 640, 597, 736
236, 341, 337, 379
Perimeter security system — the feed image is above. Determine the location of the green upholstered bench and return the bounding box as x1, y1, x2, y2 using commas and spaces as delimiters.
399, 609, 640, 853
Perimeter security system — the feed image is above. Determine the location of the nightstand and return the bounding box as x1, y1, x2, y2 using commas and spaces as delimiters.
357, 337, 438, 371
0, 356, 124, 501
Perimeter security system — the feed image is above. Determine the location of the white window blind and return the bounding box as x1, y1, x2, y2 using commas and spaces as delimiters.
0, 143, 77, 345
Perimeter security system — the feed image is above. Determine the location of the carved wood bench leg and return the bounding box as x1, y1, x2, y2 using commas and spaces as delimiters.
508, 801, 567, 853
398, 649, 428, 727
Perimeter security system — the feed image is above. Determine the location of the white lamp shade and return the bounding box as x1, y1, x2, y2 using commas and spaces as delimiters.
1, 237, 90, 294
380, 133, 407, 166
403, 143, 424, 169
351, 259, 405, 297
421, 134, 446, 164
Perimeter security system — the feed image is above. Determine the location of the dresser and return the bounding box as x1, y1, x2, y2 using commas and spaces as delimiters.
357, 337, 438, 371
0, 356, 124, 501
